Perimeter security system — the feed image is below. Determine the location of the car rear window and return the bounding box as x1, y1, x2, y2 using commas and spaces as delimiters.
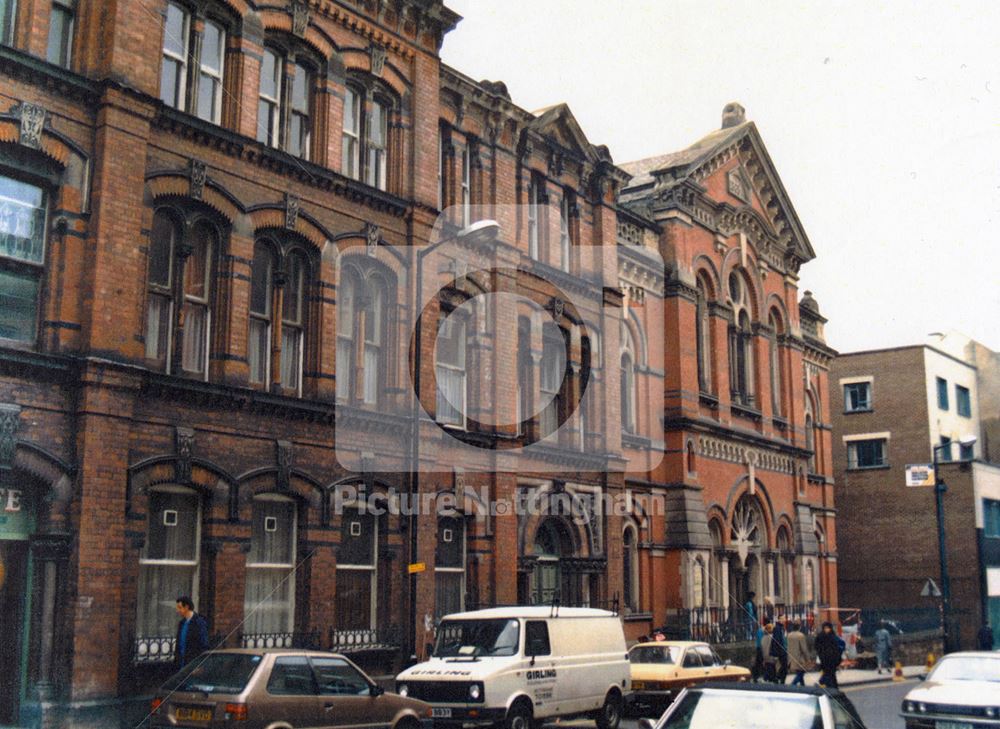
166, 653, 263, 694
664, 689, 823, 729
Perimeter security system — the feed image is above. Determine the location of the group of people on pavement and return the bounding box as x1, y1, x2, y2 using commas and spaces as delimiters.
752, 617, 848, 688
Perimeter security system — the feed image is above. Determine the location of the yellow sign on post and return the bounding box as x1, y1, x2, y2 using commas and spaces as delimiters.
906, 464, 935, 487
407, 562, 426, 574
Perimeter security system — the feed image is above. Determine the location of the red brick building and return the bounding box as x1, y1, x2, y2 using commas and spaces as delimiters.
0, 1, 837, 725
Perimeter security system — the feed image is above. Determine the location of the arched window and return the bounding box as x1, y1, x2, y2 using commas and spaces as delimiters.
337, 265, 389, 405
696, 274, 713, 393
804, 561, 816, 606
257, 48, 283, 147
708, 520, 724, 606
136, 486, 201, 651
180, 223, 214, 377
728, 271, 755, 406
686, 441, 697, 474
621, 324, 638, 434
623, 524, 639, 612
249, 237, 311, 394
243, 495, 297, 641
145, 211, 217, 378
248, 241, 275, 385
435, 307, 468, 426
531, 518, 575, 605
768, 310, 784, 417
0, 172, 47, 344
805, 395, 817, 474
775, 527, 791, 601
435, 516, 465, 617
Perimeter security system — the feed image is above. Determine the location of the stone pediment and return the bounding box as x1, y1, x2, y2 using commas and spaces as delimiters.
527, 103, 603, 164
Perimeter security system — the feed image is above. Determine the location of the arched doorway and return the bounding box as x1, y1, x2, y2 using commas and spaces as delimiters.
529, 519, 578, 606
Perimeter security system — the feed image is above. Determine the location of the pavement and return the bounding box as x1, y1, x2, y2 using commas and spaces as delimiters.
803, 664, 925, 687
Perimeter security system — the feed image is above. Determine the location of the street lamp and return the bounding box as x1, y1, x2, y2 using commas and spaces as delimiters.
933, 433, 977, 653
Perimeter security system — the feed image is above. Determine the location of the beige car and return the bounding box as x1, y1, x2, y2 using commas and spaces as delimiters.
150, 649, 433, 729
627, 641, 750, 716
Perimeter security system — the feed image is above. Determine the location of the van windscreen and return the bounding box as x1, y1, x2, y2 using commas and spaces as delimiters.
434, 619, 520, 658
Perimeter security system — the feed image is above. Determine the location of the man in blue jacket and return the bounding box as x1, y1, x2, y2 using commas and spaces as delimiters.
175, 595, 210, 668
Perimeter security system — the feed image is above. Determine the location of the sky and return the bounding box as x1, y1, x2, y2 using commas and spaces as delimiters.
440, 1, 1000, 354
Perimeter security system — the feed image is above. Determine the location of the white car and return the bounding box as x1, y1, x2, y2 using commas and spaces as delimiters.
901, 651, 1000, 728
396, 606, 629, 729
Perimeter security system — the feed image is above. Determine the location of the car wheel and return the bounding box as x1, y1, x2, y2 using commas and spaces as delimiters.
506, 700, 533, 729
395, 718, 421, 729
595, 689, 623, 729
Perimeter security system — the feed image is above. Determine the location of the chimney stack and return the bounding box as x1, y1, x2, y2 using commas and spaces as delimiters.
722, 102, 746, 128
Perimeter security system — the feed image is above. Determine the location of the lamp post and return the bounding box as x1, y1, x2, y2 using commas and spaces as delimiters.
932, 434, 977, 654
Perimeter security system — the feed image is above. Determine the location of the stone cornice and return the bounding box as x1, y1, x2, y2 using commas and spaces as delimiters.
0, 45, 100, 105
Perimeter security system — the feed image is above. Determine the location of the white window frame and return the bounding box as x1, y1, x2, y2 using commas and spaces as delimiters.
160, 2, 190, 109
248, 244, 273, 386
180, 234, 212, 380
258, 48, 282, 148
435, 313, 467, 428
365, 98, 388, 190
280, 254, 306, 396
845, 437, 888, 470
527, 177, 539, 260
137, 485, 201, 638
244, 494, 297, 635
342, 86, 361, 180
47, 0, 74, 68
289, 61, 311, 160
196, 19, 225, 124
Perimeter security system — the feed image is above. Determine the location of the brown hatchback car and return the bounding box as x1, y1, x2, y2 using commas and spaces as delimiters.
149, 649, 433, 729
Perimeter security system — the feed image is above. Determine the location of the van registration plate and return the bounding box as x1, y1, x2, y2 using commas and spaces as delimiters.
936, 723, 972, 729
175, 706, 212, 721
432, 708, 452, 718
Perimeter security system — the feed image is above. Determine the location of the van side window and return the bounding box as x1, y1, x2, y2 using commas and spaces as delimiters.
525, 621, 551, 656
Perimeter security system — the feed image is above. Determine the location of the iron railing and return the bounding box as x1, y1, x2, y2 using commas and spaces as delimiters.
663, 603, 823, 644
241, 630, 322, 650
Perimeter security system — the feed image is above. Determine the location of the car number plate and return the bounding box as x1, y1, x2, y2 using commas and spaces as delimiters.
631, 681, 645, 690
936, 722, 973, 729
432, 708, 453, 718
175, 706, 212, 722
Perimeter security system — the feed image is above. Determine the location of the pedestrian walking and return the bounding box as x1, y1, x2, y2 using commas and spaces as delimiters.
744, 591, 758, 640
874, 621, 893, 673
750, 623, 765, 682
761, 623, 778, 683
175, 595, 210, 668
786, 622, 811, 686
815, 621, 843, 689
771, 620, 789, 683
978, 622, 995, 651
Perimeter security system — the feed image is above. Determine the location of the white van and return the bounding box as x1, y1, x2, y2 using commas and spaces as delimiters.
395, 607, 628, 729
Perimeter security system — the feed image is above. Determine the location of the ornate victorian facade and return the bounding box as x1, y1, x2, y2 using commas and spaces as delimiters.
0, 2, 835, 725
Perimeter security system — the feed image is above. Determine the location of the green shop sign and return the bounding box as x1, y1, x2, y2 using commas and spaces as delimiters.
0, 487, 35, 540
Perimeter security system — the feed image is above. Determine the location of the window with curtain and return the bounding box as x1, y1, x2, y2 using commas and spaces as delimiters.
0, 174, 47, 344
137, 488, 200, 640
280, 251, 306, 393
46, 0, 74, 67
436, 311, 467, 427
257, 48, 282, 147
539, 327, 566, 438
342, 87, 361, 179
244, 496, 296, 636
335, 511, 376, 631
435, 517, 465, 618
180, 224, 213, 377
336, 266, 387, 405
248, 242, 274, 385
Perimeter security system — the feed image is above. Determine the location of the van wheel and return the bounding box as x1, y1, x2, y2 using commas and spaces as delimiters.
505, 700, 533, 729
595, 690, 623, 729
